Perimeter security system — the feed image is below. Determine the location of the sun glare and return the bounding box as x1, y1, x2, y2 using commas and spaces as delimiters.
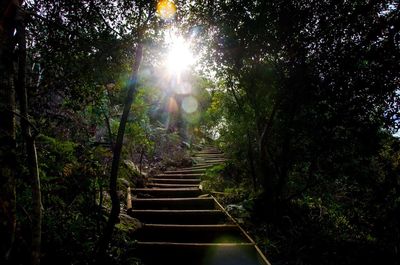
165, 33, 195, 75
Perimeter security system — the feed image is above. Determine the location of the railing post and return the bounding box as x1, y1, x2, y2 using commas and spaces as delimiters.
127, 187, 132, 210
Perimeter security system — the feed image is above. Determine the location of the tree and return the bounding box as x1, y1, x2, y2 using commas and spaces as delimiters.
0, 0, 19, 263
193, 0, 399, 206
95, 1, 156, 262
192, 0, 400, 262
15, 5, 42, 265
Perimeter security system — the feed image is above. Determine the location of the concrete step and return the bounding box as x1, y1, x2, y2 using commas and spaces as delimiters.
164, 168, 208, 174
155, 173, 204, 179
132, 197, 216, 210
182, 164, 215, 170
148, 178, 201, 184
147, 183, 199, 188
133, 188, 202, 198
135, 242, 268, 265
193, 155, 225, 159
196, 150, 222, 154
195, 161, 226, 165
135, 224, 250, 243
200, 159, 227, 163
129, 209, 227, 224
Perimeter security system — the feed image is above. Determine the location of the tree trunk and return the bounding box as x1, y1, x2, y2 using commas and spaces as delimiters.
95, 42, 144, 263
227, 85, 259, 191
258, 101, 278, 209
0, 0, 18, 263
103, 113, 114, 148
139, 147, 144, 175
246, 129, 257, 192
15, 9, 42, 265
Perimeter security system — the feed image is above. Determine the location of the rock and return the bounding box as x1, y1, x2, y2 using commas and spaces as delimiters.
226, 204, 250, 222
226, 204, 245, 213
117, 213, 142, 235
119, 178, 130, 187
123, 160, 148, 177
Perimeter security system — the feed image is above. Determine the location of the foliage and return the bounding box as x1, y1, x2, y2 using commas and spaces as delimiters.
188, 1, 400, 264
201, 163, 256, 204
8, 1, 170, 264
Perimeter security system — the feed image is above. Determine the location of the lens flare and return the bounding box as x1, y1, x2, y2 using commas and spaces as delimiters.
167, 97, 179, 113
157, 0, 176, 20
182, 96, 198, 114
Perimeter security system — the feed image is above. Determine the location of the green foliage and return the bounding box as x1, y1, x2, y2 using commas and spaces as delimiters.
37, 135, 77, 176
201, 163, 255, 204
201, 164, 226, 193
13, 134, 108, 264
189, 1, 400, 264
123, 88, 155, 156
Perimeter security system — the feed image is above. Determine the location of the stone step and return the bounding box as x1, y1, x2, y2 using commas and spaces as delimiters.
155, 173, 204, 179
194, 161, 221, 164
133, 188, 202, 198
129, 209, 227, 224
148, 178, 201, 184
193, 154, 225, 158
199, 159, 227, 163
147, 183, 199, 188
132, 197, 216, 210
196, 150, 222, 154
182, 164, 215, 170
164, 168, 208, 174
135, 242, 268, 265
134, 224, 250, 243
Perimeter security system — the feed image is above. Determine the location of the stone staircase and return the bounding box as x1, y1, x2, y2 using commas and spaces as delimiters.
128, 147, 271, 265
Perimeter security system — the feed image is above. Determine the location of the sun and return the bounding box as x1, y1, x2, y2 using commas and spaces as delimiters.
165, 33, 195, 75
